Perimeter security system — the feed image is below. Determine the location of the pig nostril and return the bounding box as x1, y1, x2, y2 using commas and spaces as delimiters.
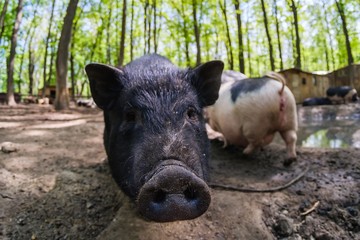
184, 187, 197, 201
153, 190, 167, 203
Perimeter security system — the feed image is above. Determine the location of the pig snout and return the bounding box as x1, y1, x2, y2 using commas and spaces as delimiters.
137, 160, 211, 222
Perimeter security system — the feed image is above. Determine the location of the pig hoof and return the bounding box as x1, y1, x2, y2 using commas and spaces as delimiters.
283, 157, 297, 167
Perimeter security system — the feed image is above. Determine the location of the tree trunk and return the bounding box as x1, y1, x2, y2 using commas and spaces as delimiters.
17, 0, 39, 95
130, 0, 134, 61
106, 2, 113, 64
90, 3, 104, 62
6, 0, 23, 106
245, 19, 252, 76
192, 0, 201, 66
69, 6, 83, 100
0, 0, 9, 44
324, 38, 330, 71
322, 0, 335, 70
147, 2, 152, 54
153, 0, 157, 53
28, 43, 35, 95
335, 0, 354, 66
260, 0, 275, 71
55, 0, 79, 110
289, 0, 301, 69
176, 3, 191, 66
273, 0, 284, 70
234, 0, 245, 73
118, 0, 127, 67
43, 0, 56, 98
220, 0, 233, 70
18, 22, 35, 95
47, 46, 55, 89
143, 1, 149, 54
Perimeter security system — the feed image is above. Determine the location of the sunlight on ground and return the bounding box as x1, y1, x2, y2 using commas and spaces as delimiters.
22, 130, 50, 137
0, 122, 25, 128
27, 119, 87, 129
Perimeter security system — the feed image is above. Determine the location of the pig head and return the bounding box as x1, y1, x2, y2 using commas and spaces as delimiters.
85, 54, 224, 222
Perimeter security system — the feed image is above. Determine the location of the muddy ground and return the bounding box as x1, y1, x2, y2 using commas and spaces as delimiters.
0, 104, 359, 240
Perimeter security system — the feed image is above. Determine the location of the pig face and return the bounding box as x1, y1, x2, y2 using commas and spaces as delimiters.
85, 54, 224, 222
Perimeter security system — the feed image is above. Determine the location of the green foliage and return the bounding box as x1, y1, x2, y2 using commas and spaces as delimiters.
0, 0, 359, 95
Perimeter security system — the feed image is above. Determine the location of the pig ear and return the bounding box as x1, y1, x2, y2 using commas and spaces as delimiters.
85, 63, 124, 110
191, 60, 224, 106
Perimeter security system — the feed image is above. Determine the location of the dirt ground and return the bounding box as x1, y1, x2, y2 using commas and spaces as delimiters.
0, 104, 359, 240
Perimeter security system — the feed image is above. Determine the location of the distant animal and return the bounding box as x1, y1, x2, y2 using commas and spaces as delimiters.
302, 97, 332, 107
0, 93, 21, 104
76, 98, 96, 108
205, 72, 298, 164
326, 86, 358, 104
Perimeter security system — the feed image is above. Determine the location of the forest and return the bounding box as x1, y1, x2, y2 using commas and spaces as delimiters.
0, 0, 359, 110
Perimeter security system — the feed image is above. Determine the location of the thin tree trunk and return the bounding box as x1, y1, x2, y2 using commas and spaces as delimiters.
43, 0, 56, 98
6, 0, 23, 106
220, 0, 234, 70
153, 0, 157, 53
234, 0, 245, 73
245, 18, 252, 76
118, 0, 127, 67
17, 0, 40, 95
24, 27, 36, 95
55, 0, 79, 110
215, 31, 219, 60
130, 0, 134, 61
322, 0, 335, 70
291, 22, 296, 67
273, 0, 283, 70
28, 42, 35, 95
289, 0, 301, 69
0, 0, 9, 44
90, 3, 104, 62
335, 0, 354, 66
192, 0, 201, 66
18, 24, 34, 94
260, 0, 275, 71
204, 30, 210, 62
147, 3, 152, 54
47, 46, 55, 89
177, 3, 190, 66
70, 5, 83, 99
324, 38, 330, 71
106, 2, 113, 64
143, 1, 149, 54
323, 0, 335, 70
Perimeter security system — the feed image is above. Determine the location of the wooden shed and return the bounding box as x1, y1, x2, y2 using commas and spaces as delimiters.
38, 85, 73, 103
327, 64, 360, 92
279, 68, 329, 104
38, 85, 57, 99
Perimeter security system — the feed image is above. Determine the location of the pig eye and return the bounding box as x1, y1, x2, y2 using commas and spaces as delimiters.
186, 107, 198, 121
124, 110, 137, 123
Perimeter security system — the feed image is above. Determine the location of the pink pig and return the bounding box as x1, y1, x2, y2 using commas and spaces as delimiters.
206, 72, 298, 164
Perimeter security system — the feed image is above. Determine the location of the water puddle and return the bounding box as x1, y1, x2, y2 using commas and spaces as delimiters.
296, 104, 360, 148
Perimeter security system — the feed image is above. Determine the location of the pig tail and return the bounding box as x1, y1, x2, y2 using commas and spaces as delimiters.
265, 72, 286, 95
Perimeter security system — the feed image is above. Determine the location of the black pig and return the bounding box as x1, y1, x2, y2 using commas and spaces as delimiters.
85, 54, 224, 222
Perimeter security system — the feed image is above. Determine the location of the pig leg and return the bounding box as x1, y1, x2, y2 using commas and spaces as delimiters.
280, 130, 297, 165
206, 123, 228, 147
243, 133, 275, 155
242, 124, 268, 155
243, 142, 256, 155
